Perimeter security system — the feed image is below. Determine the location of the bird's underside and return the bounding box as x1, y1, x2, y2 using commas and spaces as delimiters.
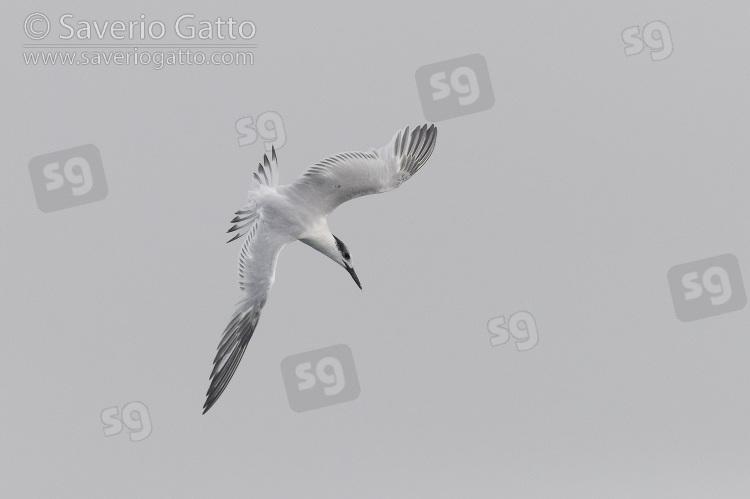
203, 124, 437, 413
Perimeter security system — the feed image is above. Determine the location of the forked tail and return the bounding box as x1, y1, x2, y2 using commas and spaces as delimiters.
226, 147, 280, 243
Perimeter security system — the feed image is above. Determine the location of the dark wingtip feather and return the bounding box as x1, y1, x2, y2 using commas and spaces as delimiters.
259, 161, 270, 184
226, 232, 244, 243
227, 222, 251, 233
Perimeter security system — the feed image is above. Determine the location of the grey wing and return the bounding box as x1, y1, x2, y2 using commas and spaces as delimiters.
283, 124, 437, 215
203, 222, 287, 414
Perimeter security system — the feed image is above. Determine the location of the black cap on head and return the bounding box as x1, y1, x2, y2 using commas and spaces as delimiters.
333, 235, 350, 260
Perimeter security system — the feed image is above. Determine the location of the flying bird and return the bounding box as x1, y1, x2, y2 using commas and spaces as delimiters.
203, 124, 438, 413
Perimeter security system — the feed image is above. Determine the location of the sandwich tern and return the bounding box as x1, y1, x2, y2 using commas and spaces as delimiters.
203, 124, 438, 413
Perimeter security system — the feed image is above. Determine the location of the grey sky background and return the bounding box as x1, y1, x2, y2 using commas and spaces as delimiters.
2, 1, 750, 497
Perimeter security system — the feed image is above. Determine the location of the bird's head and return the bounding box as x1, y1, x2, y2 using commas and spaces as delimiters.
332, 234, 362, 290
299, 230, 362, 290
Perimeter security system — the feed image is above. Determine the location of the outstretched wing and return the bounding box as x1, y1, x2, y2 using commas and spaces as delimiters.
283, 124, 437, 215
204, 205, 288, 414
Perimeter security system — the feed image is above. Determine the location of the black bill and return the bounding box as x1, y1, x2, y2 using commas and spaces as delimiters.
345, 264, 362, 290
